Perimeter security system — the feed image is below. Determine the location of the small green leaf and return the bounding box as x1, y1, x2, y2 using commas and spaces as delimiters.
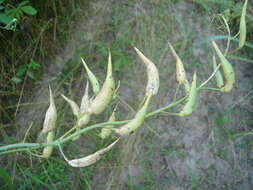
0, 167, 14, 190
0, 13, 14, 25
18, 0, 29, 7
29, 59, 40, 70
0, 5, 4, 10
20, 6, 37, 15
11, 76, 22, 83
16, 65, 27, 77
27, 71, 35, 79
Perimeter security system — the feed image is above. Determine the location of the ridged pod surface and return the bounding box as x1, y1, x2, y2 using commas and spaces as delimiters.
179, 72, 197, 117
134, 47, 159, 96
114, 93, 152, 136
100, 107, 117, 139
81, 58, 100, 95
212, 41, 235, 93
67, 138, 119, 167
42, 131, 55, 158
41, 86, 57, 158
90, 52, 115, 115
239, 0, 248, 49
169, 43, 190, 93
212, 56, 224, 88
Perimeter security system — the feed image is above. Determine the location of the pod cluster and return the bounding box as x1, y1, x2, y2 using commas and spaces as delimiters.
37, 39, 237, 168
61, 52, 116, 138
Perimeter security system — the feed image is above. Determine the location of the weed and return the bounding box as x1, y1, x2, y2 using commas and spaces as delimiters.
0, 0, 37, 30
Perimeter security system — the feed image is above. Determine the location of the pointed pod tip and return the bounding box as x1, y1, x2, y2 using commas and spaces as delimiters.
48, 85, 55, 106
134, 47, 145, 59
81, 57, 88, 68
134, 46, 140, 53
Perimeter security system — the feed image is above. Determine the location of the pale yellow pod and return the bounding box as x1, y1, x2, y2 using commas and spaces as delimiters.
239, 0, 248, 49
61, 94, 80, 117
212, 41, 235, 93
100, 107, 117, 139
114, 93, 152, 136
134, 47, 159, 96
212, 56, 224, 88
80, 81, 90, 113
169, 43, 190, 93
179, 72, 197, 117
42, 131, 55, 158
41, 85, 57, 134
90, 52, 115, 115
77, 113, 91, 128
81, 58, 100, 95
67, 138, 119, 167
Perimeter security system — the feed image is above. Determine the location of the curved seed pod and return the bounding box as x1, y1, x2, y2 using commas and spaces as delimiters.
90, 52, 115, 115
67, 138, 119, 167
73, 113, 91, 141
77, 113, 91, 128
100, 106, 117, 139
134, 47, 159, 95
212, 56, 224, 88
212, 41, 235, 93
80, 81, 90, 113
114, 93, 152, 136
61, 94, 80, 117
41, 85, 57, 134
179, 72, 197, 117
81, 58, 100, 95
239, 0, 248, 49
42, 131, 55, 158
169, 43, 190, 93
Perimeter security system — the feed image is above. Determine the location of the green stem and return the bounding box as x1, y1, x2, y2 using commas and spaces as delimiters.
198, 87, 220, 92
0, 94, 195, 156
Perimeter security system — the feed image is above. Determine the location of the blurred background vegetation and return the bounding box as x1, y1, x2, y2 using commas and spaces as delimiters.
0, 0, 252, 189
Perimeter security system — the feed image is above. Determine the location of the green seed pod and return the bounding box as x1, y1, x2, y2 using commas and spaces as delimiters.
77, 113, 91, 128
81, 58, 100, 95
90, 52, 115, 115
61, 94, 80, 117
134, 47, 159, 96
67, 138, 119, 167
114, 93, 152, 136
212, 56, 224, 88
212, 41, 235, 93
179, 72, 197, 117
239, 0, 248, 49
100, 106, 117, 139
41, 85, 57, 134
169, 43, 190, 93
42, 131, 55, 158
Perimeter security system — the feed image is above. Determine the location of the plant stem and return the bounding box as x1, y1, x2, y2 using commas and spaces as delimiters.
0, 95, 188, 156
